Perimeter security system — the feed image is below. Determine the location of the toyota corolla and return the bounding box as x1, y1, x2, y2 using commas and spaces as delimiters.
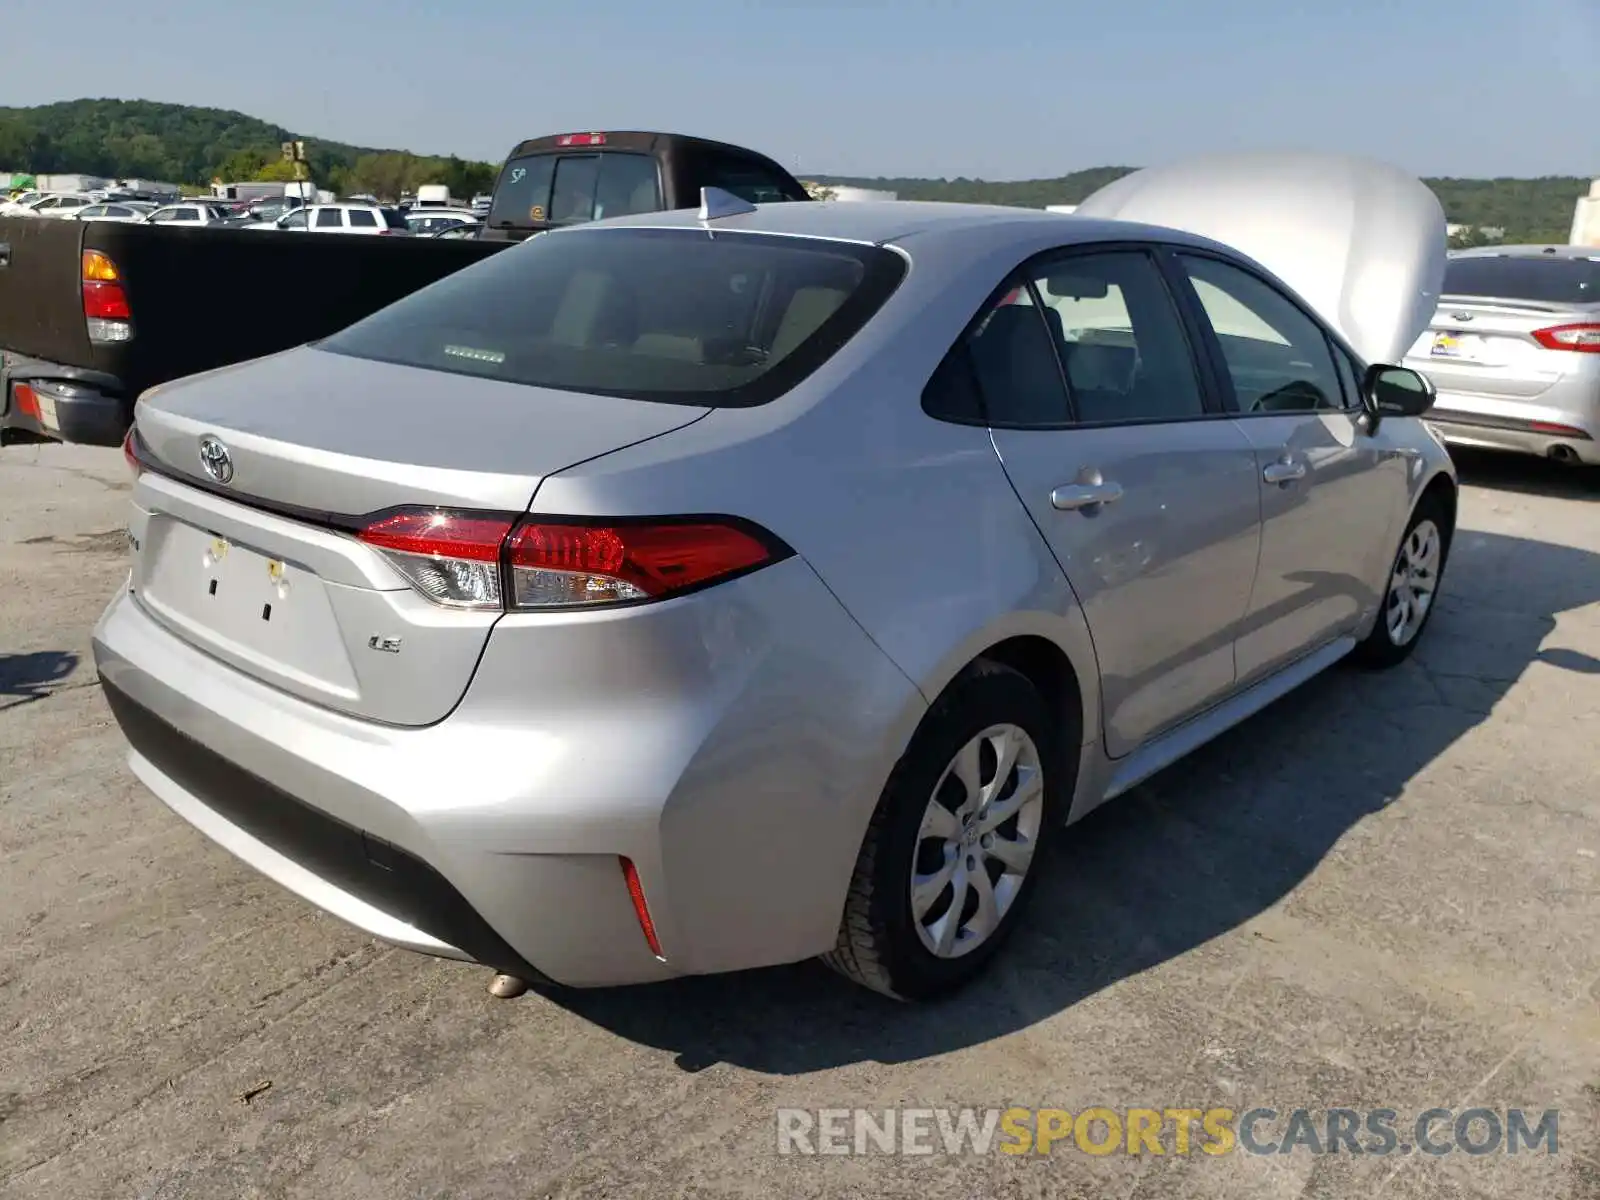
94, 154, 1456, 1000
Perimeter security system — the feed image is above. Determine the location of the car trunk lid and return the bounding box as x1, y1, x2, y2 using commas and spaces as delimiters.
1401, 298, 1597, 399
129, 345, 710, 725
1075, 152, 1447, 365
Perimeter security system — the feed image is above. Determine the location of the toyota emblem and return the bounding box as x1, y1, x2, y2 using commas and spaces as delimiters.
198, 435, 234, 484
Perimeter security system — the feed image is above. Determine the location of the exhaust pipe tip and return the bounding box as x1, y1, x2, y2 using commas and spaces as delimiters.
1546, 444, 1580, 465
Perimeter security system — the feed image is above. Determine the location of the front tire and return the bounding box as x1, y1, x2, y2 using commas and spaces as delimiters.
823, 660, 1068, 1000
1351, 491, 1452, 669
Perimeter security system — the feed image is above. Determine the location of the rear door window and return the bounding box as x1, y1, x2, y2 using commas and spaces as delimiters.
348, 209, 377, 228
319, 227, 907, 407
172, 208, 200, 223
314, 208, 344, 229
1442, 256, 1600, 306
549, 155, 601, 224
489, 153, 556, 227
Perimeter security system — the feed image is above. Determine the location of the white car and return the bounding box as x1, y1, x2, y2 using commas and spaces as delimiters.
247, 203, 411, 235
144, 203, 232, 226
74, 202, 158, 224
0, 190, 46, 215
20, 194, 96, 219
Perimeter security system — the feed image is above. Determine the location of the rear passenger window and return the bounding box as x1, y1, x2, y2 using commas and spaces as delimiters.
315, 209, 343, 228
172, 209, 198, 222
924, 281, 1070, 427
550, 155, 601, 224
348, 209, 377, 227
1027, 251, 1206, 423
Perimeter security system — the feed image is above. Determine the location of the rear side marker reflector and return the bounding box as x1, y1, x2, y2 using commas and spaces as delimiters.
1531, 323, 1600, 353
13, 383, 41, 423
1528, 421, 1593, 439
619, 857, 664, 959
355, 508, 790, 611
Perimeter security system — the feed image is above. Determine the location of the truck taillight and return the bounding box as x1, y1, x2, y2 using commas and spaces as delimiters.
82, 250, 133, 343
555, 132, 607, 147
1531, 323, 1600, 353
356, 509, 790, 611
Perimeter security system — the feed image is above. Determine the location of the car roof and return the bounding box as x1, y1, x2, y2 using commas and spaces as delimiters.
582, 198, 1222, 254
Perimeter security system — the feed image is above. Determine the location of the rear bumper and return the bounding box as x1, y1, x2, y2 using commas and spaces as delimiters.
91, 558, 923, 988
1426, 390, 1599, 465
1, 352, 129, 446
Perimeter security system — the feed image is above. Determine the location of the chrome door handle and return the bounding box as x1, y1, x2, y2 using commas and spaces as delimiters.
1262, 459, 1307, 485
1051, 481, 1124, 511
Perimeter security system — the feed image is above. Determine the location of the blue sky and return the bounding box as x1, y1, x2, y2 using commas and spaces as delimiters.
5, 0, 1595, 180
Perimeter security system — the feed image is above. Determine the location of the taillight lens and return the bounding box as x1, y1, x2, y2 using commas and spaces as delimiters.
505, 520, 779, 608
1531, 323, 1600, 353
82, 250, 133, 342
122, 425, 141, 476
358, 510, 514, 609
356, 509, 787, 612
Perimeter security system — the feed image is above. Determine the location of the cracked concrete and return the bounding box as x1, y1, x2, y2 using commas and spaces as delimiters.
1, 443, 1596, 1199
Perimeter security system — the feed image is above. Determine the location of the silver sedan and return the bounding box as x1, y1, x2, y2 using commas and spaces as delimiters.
94, 153, 1456, 1000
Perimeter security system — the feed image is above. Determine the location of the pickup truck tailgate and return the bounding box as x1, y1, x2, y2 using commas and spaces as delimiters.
0, 216, 93, 367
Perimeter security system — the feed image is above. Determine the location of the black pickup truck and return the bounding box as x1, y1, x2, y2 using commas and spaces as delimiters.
0, 131, 810, 446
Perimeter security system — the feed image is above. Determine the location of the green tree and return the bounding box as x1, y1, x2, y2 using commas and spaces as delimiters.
216, 146, 274, 182
253, 159, 303, 183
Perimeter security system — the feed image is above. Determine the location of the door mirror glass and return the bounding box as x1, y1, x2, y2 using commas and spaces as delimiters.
1363, 364, 1435, 417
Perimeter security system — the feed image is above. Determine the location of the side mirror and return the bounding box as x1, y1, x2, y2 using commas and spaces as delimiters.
1360, 364, 1435, 431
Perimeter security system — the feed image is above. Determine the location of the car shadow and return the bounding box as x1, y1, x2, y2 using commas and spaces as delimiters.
0, 650, 79, 704
537, 528, 1599, 1073
1450, 447, 1598, 500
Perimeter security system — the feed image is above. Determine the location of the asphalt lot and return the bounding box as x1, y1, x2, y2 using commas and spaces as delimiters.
2, 441, 1597, 1199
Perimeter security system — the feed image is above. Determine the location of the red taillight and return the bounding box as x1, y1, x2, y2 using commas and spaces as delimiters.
13, 382, 41, 422
1531, 323, 1600, 353
619, 857, 664, 959
357, 510, 514, 609
1527, 421, 1592, 438
122, 426, 141, 475
354, 509, 786, 611
504, 519, 780, 607
555, 132, 606, 147
359, 510, 512, 561
82, 250, 132, 340
82, 282, 131, 319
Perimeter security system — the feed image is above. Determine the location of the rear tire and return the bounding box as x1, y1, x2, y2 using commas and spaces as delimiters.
823, 660, 1069, 1001
1350, 491, 1452, 669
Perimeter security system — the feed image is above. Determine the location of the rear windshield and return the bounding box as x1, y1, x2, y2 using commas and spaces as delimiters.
318, 227, 907, 407
488, 152, 665, 229
1443, 255, 1600, 306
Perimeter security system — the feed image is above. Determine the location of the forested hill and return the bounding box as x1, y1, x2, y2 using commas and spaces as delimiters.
809, 171, 1587, 243
0, 98, 497, 199
0, 99, 1584, 241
